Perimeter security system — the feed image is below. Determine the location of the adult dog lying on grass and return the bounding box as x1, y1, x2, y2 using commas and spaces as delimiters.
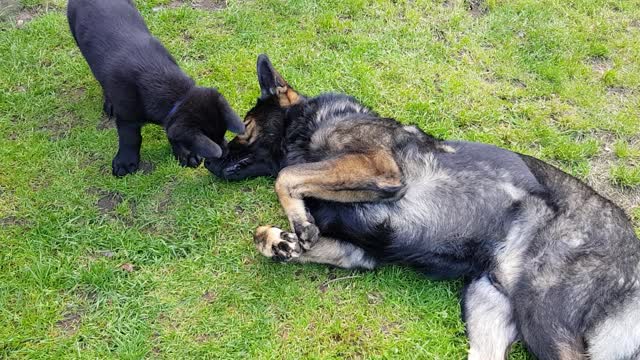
67, 0, 244, 176
207, 55, 640, 360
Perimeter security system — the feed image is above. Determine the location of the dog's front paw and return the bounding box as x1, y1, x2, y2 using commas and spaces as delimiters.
294, 221, 320, 250
254, 226, 301, 262
176, 152, 203, 168
112, 153, 140, 177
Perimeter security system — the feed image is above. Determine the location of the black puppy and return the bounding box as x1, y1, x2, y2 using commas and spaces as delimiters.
67, 0, 244, 176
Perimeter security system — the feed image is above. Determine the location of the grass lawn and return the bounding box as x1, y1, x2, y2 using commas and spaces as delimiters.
1, 0, 639, 358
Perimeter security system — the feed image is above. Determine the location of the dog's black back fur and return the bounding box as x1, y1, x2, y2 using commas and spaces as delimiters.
67, 0, 243, 176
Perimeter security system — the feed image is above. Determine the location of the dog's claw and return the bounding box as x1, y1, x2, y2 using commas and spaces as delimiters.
254, 226, 301, 261
177, 152, 203, 168
112, 154, 139, 177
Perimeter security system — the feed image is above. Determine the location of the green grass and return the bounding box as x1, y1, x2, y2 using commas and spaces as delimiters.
611, 163, 640, 188
1, 0, 640, 358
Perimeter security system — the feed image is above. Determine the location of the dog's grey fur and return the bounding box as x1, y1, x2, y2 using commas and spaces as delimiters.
211, 55, 640, 359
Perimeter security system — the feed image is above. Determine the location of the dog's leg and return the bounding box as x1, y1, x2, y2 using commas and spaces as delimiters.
275, 150, 404, 248
254, 226, 377, 269
463, 275, 518, 360
112, 119, 142, 177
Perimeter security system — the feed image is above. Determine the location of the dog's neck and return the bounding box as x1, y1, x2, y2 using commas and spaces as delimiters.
139, 69, 195, 125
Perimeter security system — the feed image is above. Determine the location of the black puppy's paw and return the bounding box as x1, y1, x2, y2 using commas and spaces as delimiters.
254, 226, 301, 261
294, 221, 320, 250
173, 149, 203, 168
112, 153, 140, 177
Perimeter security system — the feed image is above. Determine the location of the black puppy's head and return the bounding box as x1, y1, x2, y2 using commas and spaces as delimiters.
205, 54, 304, 180
166, 87, 245, 165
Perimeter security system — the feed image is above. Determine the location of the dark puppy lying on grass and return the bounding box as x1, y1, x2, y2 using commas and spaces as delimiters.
67, 0, 244, 176
207, 55, 640, 360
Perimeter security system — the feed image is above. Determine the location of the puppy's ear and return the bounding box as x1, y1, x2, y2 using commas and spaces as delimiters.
257, 54, 301, 106
219, 98, 245, 134
192, 133, 223, 159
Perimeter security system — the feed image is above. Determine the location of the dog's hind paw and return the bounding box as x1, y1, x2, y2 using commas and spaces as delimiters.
254, 226, 301, 262
294, 221, 320, 250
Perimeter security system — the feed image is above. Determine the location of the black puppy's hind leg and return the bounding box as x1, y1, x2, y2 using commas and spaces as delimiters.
254, 226, 376, 269
112, 119, 142, 177
463, 275, 518, 360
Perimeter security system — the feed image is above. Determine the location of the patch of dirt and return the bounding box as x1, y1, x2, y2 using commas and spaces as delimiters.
94, 190, 124, 214
607, 86, 633, 96
80, 152, 104, 169
202, 290, 216, 303
39, 112, 81, 141
466, 0, 487, 17
586, 135, 640, 216
68, 87, 86, 103
14, 8, 37, 28
56, 312, 82, 336
380, 321, 403, 336
0, 216, 28, 227
195, 334, 212, 343
96, 116, 116, 130
366, 292, 383, 305
2, 0, 63, 25
74, 288, 98, 304
139, 160, 155, 174
432, 28, 446, 42
155, 180, 176, 213
155, 0, 226, 11
587, 56, 613, 75
510, 79, 527, 89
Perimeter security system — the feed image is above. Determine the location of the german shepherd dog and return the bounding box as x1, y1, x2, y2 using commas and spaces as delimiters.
207, 55, 640, 359
67, 0, 244, 176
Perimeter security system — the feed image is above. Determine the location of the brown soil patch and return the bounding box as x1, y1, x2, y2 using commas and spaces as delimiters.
202, 290, 217, 303
607, 86, 633, 96
587, 56, 613, 75
40, 112, 81, 141
56, 312, 82, 336
159, 0, 226, 11
586, 135, 640, 217
69, 87, 86, 103
96, 116, 116, 130
96, 190, 124, 214
0, 216, 27, 226
467, 0, 487, 17
139, 160, 155, 174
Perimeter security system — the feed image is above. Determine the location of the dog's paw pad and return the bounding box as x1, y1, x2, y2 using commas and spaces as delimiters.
254, 226, 301, 261
112, 156, 139, 177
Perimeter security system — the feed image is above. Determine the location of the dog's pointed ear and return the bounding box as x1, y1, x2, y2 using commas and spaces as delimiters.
220, 100, 245, 134
192, 133, 223, 159
257, 54, 301, 106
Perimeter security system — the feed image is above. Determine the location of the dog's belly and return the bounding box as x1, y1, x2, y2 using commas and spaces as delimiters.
307, 199, 493, 279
